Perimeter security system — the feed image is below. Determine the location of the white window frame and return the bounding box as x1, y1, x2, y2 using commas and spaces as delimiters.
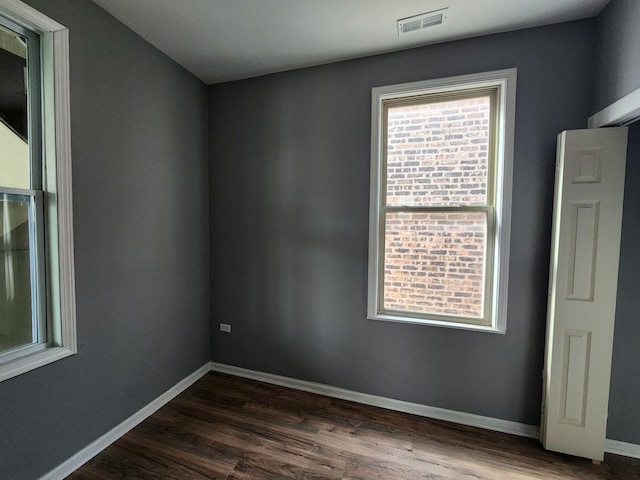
367, 69, 516, 333
0, 0, 76, 380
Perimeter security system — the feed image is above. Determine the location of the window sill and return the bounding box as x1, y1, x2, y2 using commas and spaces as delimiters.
0, 346, 76, 382
368, 312, 506, 334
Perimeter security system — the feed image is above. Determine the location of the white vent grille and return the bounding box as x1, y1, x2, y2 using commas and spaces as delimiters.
397, 8, 448, 36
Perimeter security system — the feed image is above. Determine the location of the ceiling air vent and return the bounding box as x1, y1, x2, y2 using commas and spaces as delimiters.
397, 8, 448, 36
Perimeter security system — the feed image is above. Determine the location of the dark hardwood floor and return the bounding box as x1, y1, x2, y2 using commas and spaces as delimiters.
66, 372, 639, 479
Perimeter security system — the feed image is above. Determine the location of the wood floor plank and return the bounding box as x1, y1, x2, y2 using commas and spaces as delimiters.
79, 443, 208, 480
122, 429, 237, 478
65, 372, 640, 480
149, 405, 348, 476
170, 393, 415, 464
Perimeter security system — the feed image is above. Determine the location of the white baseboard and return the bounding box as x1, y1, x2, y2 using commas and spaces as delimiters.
211, 363, 640, 460
38, 362, 212, 480
210, 362, 540, 439
605, 439, 640, 460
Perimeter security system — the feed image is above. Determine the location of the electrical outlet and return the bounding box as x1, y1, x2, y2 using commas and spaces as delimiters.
219, 323, 231, 333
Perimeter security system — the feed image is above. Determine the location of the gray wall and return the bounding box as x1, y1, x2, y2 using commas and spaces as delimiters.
209, 21, 595, 427
594, 0, 640, 445
609, 122, 640, 444
594, 0, 640, 112
0, 1, 210, 479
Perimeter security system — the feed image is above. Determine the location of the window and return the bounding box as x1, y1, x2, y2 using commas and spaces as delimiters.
368, 69, 516, 333
0, 0, 76, 381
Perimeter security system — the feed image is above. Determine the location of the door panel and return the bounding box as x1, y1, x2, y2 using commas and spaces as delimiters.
541, 127, 628, 461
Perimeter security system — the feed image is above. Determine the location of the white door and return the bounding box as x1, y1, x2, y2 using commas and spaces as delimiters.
541, 127, 628, 461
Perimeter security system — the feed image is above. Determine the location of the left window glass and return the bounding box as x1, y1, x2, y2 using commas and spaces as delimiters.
0, 15, 44, 358
0, 194, 34, 351
0, 22, 29, 188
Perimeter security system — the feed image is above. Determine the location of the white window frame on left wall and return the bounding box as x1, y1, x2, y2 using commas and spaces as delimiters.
0, 0, 76, 382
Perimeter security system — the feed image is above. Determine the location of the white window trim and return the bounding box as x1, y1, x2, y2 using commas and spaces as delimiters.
0, 0, 77, 381
367, 68, 516, 333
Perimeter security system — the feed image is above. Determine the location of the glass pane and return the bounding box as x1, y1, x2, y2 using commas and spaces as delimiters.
386, 96, 491, 207
383, 211, 487, 319
0, 24, 29, 189
0, 195, 33, 352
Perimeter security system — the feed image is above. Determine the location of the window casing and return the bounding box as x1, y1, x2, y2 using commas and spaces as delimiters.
0, 0, 76, 381
368, 69, 516, 333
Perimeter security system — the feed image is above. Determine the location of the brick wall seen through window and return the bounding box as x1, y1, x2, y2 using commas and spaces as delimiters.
383, 96, 491, 319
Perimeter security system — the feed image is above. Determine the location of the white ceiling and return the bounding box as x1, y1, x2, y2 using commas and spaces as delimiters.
91, 0, 610, 85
